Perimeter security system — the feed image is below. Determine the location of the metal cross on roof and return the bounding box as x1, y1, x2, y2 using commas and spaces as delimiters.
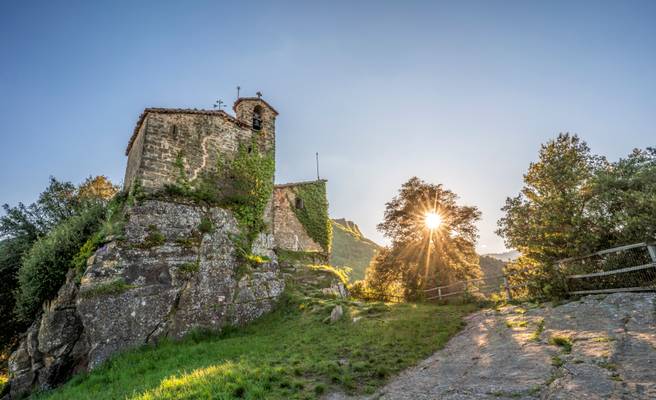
213, 99, 225, 110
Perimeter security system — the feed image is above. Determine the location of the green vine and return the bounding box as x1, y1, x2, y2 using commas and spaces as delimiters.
160, 139, 275, 253
224, 140, 275, 245
290, 181, 332, 253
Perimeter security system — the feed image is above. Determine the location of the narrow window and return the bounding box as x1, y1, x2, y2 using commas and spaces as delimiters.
295, 197, 305, 210
252, 106, 263, 131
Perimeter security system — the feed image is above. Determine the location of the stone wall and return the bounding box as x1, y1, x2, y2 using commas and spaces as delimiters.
125, 110, 274, 193
7, 200, 285, 398
123, 119, 146, 189
273, 185, 324, 253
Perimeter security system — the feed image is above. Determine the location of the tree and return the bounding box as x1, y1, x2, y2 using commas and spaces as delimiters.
365, 177, 481, 300
0, 176, 118, 353
496, 134, 604, 264
497, 134, 656, 299
587, 147, 656, 247
77, 175, 119, 202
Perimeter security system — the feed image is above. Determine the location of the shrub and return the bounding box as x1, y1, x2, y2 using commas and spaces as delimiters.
198, 216, 214, 234
135, 225, 165, 249
14, 204, 105, 322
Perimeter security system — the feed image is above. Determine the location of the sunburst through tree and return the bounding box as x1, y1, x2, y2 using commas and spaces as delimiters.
364, 177, 482, 301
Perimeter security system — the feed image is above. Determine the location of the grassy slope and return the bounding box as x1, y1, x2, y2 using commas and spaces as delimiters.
479, 255, 506, 280
37, 265, 475, 400
330, 219, 381, 282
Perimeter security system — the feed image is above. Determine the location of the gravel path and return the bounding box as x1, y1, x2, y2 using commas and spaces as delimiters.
328, 293, 656, 400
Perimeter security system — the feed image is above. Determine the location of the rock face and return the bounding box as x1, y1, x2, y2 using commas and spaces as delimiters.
7, 200, 284, 398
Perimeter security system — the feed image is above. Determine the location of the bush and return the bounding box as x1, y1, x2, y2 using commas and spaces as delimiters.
14, 204, 105, 322
0, 238, 32, 354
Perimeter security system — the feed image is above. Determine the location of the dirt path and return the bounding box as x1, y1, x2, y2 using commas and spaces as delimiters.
328, 293, 656, 400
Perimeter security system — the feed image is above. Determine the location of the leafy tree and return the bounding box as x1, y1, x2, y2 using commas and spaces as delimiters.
587, 147, 656, 247
365, 177, 481, 300
497, 134, 656, 299
497, 134, 604, 263
14, 204, 106, 322
0, 176, 117, 352
0, 238, 33, 351
77, 175, 119, 202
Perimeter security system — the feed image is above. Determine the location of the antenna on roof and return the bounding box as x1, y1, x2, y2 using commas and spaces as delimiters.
236, 86, 241, 99
316, 152, 320, 180
213, 99, 225, 110
256, 91, 263, 99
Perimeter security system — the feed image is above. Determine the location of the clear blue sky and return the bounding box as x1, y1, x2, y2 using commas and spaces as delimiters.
1, 1, 655, 252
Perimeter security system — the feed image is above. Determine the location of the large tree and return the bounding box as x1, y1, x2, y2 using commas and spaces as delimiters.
497, 134, 656, 299
496, 133, 605, 263
365, 177, 481, 300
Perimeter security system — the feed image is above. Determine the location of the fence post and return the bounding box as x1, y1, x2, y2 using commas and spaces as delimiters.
438, 287, 442, 300
648, 245, 656, 263
503, 276, 512, 301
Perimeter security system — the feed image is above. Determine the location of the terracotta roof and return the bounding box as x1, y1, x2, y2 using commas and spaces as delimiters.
125, 108, 250, 156
233, 97, 279, 115
275, 179, 327, 189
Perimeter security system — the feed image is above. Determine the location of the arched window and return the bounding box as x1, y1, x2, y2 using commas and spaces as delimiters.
252, 106, 263, 131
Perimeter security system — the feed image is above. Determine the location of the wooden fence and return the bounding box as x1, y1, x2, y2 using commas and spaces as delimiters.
558, 242, 656, 295
423, 270, 527, 301
422, 242, 656, 301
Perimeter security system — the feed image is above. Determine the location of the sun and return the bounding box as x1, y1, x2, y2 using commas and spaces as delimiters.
424, 212, 442, 230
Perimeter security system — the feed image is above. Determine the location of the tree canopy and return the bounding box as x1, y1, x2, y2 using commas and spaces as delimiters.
0, 176, 118, 353
497, 133, 656, 298
364, 177, 481, 300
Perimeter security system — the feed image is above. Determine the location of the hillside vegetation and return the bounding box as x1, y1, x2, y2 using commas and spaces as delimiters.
478, 255, 506, 279
37, 262, 475, 400
330, 219, 381, 281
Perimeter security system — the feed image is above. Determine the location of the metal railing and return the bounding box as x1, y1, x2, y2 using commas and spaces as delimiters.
423, 271, 526, 301
558, 242, 656, 295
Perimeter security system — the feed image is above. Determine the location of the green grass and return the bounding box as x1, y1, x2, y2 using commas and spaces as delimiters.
37, 297, 475, 400
78, 278, 136, 299
549, 335, 573, 353
551, 355, 564, 367
529, 319, 545, 342
505, 319, 528, 329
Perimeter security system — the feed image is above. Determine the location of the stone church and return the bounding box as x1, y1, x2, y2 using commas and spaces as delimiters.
7, 96, 330, 398
123, 96, 327, 254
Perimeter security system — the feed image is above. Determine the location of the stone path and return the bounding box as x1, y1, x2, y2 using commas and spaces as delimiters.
328, 293, 656, 400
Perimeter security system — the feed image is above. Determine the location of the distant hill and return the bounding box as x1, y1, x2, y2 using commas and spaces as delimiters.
479, 255, 506, 280
483, 250, 520, 262
330, 218, 382, 281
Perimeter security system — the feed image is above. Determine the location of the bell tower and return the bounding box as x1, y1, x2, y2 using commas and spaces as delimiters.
233, 94, 278, 139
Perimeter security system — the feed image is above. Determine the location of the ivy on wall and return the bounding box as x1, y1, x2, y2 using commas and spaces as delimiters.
290, 181, 332, 253
224, 140, 275, 244
160, 139, 275, 250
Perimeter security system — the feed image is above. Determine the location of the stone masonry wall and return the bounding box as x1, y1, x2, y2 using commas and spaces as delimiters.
273, 186, 323, 253
123, 119, 147, 189
126, 111, 273, 192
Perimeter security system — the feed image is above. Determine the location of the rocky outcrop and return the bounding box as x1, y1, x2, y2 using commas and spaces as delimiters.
328, 293, 656, 400
7, 200, 284, 398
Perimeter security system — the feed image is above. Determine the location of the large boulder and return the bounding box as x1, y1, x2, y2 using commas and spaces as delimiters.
7, 200, 285, 398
